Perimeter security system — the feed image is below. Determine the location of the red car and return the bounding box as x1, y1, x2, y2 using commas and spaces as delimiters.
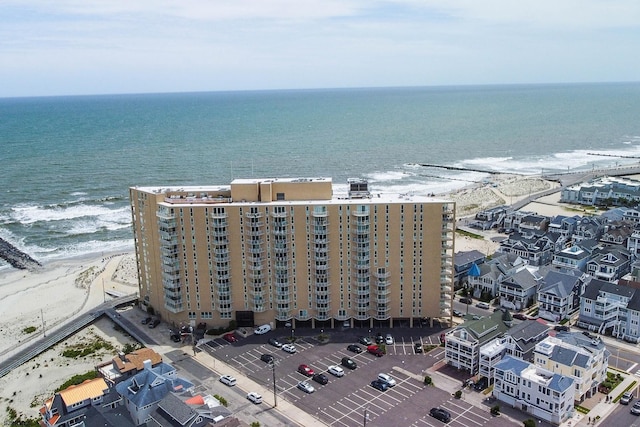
297, 364, 315, 377
223, 333, 238, 343
367, 345, 384, 357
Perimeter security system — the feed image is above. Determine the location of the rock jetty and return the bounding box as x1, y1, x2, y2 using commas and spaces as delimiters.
0, 237, 42, 271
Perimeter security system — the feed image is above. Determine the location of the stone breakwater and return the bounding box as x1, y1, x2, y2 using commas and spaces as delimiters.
0, 237, 42, 271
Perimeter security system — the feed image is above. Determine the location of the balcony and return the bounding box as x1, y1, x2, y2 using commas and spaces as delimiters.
275, 311, 291, 321
354, 312, 370, 321
272, 228, 289, 237
375, 296, 390, 304
271, 210, 288, 218
315, 312, 330, 321
211, 211, 228, 219
245, 211, 263, 219
244, 228, 264, 237
312, 210, 328, 218
276, 296, 290, 304
212, 229, 229, 237
351, 226, 369, 235
159, 230, 178, 242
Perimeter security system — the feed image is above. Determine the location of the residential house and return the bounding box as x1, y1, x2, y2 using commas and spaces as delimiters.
453, 250, 486, 287
532, 332, 609, 403
493, 355, 575, 426
623, 208, 640, 224
116, 360, 194, 426
517, 214, 550, 235
600, 220, 634, 246
585, 248, 631, 282
97, 348, 163, 385
572, 217, 603, 243
560, 176, 640, 206
479, 319, 549, 383
503, 210, 536, 232
626, 230, 640, 259
146, 393, 232, 427
577, 278, 634, 336
551, 245, 590, 271
499, 266, 540, 311
537, 269, 585, 322
497, 232, 555, 266
547, 215, 579, 238
470, 206, 509, 230
40, 378, 133, 427
467, 253, 526, 300
444, 309, 511, 376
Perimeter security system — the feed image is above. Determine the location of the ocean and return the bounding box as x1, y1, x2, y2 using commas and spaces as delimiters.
2, 82, 640, 266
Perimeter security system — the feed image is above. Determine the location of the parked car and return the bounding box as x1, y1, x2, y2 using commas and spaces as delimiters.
367, 345, 384, 357
341, 357, 357, 370
474, 377, 489, 391
268, 337, 282, 347
621, 391, 633, 405
170, 333, 181, 343
260, 354, 274, 363
370, 379, 388, 391
414, 342, 423, 353
375, 332, 384, 344
254, 324, 272, 335
476, 301, 490, 309
282, 344, 296, 353
298, 364, 314, 377
247, 392, 262, 404
513, 313, 528, 320
453, 310, 463, 317
312, 373, 329, 385
328, 365, 344, 377
297, 381, 315, 394
347, 344, 362, 353
430, 407, 451, 423
219, 375, 236, 386
377, 373, 396, 387
141, 317, 152, 325
148, 319, 160, 328
554, 325, 570, 332
385, 334, 394, 345
358, 336, 373, 346
223, 332, 237, 343
460, 297, 472, 304
632, 401, 640, 415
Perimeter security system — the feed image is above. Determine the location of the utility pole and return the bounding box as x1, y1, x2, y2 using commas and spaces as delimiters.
41, 309, 46, 337
363, 407, 369, 426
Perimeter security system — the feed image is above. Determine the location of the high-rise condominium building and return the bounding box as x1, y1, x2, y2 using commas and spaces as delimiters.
130, 177, 455, 329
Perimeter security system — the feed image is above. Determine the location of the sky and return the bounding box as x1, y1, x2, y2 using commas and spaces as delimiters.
1, 0, 640, 97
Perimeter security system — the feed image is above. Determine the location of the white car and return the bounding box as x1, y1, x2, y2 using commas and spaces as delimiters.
254, 324, 272, 335
219, 375, 236, 386
328, 365, 344, 377
297, 381, 315, 394
282, 344, 296, 353
385, 334, 394, 345
378, 373, 396, 387
247, 392, 262, 404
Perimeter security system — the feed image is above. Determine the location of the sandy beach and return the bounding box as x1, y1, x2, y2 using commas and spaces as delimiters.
0, 174, 568, 422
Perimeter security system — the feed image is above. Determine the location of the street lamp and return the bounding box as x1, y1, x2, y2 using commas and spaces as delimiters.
270, 359, 278, 407
363, 406, 370, 426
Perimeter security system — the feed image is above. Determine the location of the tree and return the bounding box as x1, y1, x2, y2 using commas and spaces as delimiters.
490, 404, 500, 416
523, 419, 536, 427
424, 375, 433, 386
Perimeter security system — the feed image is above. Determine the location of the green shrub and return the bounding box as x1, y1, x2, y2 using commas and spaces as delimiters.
213, 394, 228, 407
55, 371, 98, 392
424, 375, 433, 386
22, 326, 37, 334
523, 419, 536, 427
491, 405, 500, 416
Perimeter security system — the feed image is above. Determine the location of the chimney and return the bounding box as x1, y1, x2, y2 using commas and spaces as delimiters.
118, 352, 126, 361
143, 359, 152, 370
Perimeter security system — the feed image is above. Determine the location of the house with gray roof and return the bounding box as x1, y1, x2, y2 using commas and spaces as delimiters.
444, 309, 511, 376
467, 253, 527, 299
497, 232, 555, 266
533, 332, 609, 403
479, 318, 550, 383
551, 245, 590, 271
493, 355, 575, 425
578, 277, 640, 339
585, 247, 631, 282
600, 220, 634, 245
537, 269, 585, 322
572, 217, 603, 243
498, 266, 540, 311
547, 215, 579, 238
147, 393, 232, 427
116, 360, 194, 426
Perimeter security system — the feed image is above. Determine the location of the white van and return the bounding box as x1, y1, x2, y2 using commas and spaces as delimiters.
476, 302, 490, 309
254, 324, 272, 335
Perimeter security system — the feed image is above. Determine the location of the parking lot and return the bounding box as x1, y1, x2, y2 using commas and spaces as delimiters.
200, 327, 522, 426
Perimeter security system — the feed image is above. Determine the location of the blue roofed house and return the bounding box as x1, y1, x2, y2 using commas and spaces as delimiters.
537, 269, 586, 322
467, 253, 526, 300
116, 359, 194, 426
493, 355, 575, 425
453, 249, 486, 287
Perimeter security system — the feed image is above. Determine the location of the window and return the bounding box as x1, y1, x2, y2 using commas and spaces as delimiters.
277, 192, 285, 201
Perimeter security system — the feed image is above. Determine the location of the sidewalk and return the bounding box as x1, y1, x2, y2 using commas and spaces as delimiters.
561, 371, 637, 427
194, 344, 328, 427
